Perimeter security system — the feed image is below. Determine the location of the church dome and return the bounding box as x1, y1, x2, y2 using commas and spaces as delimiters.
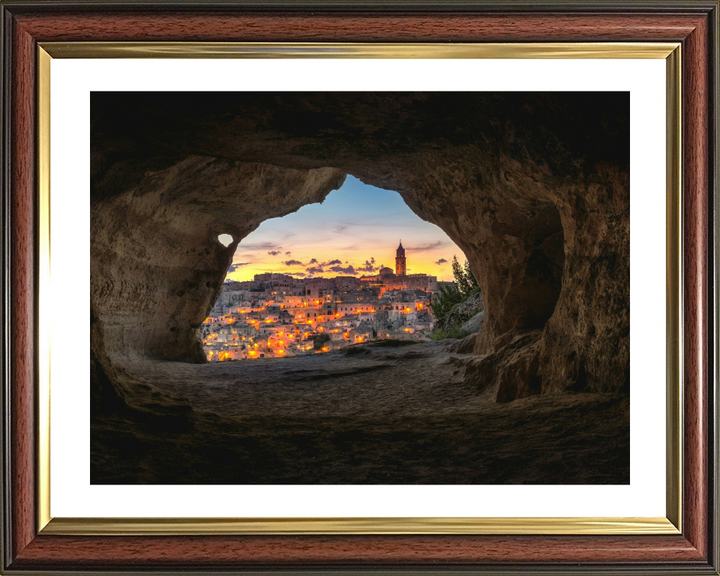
379, 267, 394, 277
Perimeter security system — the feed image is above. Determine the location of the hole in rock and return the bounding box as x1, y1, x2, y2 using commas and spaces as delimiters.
217, 233, 234, 247
202, 177, 479, 362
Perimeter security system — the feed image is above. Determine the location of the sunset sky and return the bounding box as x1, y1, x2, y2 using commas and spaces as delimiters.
226, 176, 467, 283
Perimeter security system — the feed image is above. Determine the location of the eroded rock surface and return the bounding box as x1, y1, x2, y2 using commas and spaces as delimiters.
92, 340, 629, 484
434, 291, 485, 335
91, 93, 629, 409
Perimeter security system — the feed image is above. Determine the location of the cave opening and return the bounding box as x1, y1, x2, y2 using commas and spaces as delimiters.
201, 176, 478, 363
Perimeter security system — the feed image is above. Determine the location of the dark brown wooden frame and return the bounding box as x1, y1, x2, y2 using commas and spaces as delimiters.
1, 1, 718, 573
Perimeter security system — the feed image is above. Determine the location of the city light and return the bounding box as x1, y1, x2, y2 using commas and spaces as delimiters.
204, 241, 441, 362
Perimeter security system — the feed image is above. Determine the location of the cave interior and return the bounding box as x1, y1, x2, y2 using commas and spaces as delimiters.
90, 92, 630, 484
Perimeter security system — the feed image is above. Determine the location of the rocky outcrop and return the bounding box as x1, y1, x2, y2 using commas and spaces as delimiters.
461, 311, 485, 336
433, 291, 485, 336
92, 158, 344, 364
91, 93, 629, 408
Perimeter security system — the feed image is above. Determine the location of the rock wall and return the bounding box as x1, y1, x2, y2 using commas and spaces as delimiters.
92, 157, 345, 364
91, 93, 629, 408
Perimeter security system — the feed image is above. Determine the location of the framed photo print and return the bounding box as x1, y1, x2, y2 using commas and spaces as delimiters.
1, 1, 717, 574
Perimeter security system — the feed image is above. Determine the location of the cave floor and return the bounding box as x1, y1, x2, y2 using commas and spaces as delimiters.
91, 340, 629, 484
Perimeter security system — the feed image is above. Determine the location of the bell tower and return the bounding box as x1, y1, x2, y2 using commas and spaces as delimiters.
395, 240, 406, 276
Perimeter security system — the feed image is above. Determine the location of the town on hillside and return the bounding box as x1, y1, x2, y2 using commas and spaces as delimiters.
203, 241, 456, 361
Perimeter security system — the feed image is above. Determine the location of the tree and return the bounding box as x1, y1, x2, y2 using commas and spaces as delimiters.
430, 256, 481, 322
452, 255, 480, 297
430, 282, 464, 320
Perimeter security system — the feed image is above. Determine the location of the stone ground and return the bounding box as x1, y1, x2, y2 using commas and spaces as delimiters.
91, 339, 629, 484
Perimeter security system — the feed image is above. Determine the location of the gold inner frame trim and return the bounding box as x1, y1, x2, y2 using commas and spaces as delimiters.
665, 44, 683, 532
43, 516, 678, 536
36, 41, 683, 536
37, 46, 52, 532
40, 41, 679, 59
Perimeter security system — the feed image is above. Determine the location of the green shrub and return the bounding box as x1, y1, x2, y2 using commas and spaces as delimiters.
430, 283, 465, 321
430, 326, 471, 341
430, 256, 481, 323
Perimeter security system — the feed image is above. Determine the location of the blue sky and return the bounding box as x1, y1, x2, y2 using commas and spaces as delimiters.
227, 176, 466, 282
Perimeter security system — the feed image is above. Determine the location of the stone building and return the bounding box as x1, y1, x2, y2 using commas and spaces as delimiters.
360, 242, 437, 294
395, 240, 407, 275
